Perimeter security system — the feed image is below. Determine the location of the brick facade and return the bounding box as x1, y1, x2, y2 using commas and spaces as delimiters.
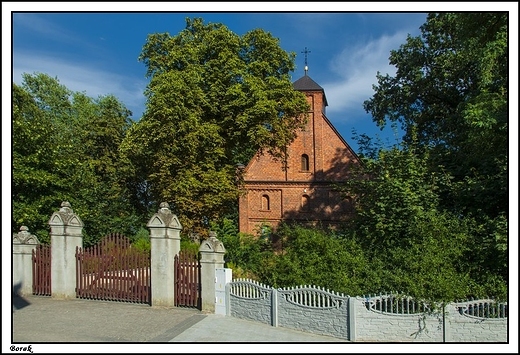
238, 75, 360, 234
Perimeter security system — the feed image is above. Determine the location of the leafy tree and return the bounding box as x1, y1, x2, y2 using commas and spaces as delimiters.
211, 218, 271, 279
121, 17, 309, 235
339, 141, 507, 301
363, 12, 507, 220
69, 92, 142, 245
13, 73, 141, 245
13, 75, 78, 242
360, 13, 508, 300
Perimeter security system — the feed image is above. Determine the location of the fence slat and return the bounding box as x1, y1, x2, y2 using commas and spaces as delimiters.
32, 244, 51, 296
174, 250, 200, 309
75, 233, 150, 304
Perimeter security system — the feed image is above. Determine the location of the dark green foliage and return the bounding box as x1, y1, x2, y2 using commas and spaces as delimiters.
336, 140, 507, 301
357, 12, 508, 301
211, 218, 272, 279
180, 237, 201, 255
258, 224, 373, 296
363, 12, 507, 221
122, 17, 309, 234
131, 228, 151, 253
12, 73, 145, 245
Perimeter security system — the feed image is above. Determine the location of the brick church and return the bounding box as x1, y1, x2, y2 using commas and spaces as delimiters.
238, 69, 361, 235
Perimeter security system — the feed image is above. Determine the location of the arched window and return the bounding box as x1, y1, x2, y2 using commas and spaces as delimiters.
261, 194, 270, 211
301, 195, 310, 212
301, 154, 309, 171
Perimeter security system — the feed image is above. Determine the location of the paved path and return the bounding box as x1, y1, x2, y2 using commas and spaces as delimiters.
10, 295, 347, 344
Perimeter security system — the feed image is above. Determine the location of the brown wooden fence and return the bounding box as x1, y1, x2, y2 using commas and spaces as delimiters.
32, 244, 51, 296
75, 233, 150, 303
175, 250, 201, 309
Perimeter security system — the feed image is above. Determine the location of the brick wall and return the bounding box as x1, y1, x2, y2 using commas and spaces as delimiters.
239, 87, 359, 234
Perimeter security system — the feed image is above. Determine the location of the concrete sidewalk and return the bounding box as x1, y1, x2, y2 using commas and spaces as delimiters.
11, 295, 347, 343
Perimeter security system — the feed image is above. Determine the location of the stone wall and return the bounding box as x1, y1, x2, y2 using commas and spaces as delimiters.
277, 287, 349, 340
444, 301, 508, 342
226, 279, 508, 342
228, 280, 350, 340
228, 279, 273, 326
353, 296, 443, 342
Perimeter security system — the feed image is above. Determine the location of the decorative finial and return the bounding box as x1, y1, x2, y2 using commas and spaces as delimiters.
59, 201, 73, 213
301, 47, 311, 75
158, 202, 171, 214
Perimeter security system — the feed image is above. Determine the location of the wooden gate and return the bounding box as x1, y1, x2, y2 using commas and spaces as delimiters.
75, 233, 150, 303
32, 244, 51, 296
174, 250, 201, 309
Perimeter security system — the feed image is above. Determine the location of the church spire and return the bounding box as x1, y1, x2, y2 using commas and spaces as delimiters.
301, 47, 311, 76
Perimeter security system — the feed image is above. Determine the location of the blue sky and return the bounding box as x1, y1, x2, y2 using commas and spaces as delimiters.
8, 2, 515, 155
3, 4, 519, 353
8, 9, 432, 153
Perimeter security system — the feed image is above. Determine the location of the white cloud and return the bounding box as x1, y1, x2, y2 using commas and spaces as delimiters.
14, 13, 77, 43
322, 31, 407, 118
13, 13, 110, 55
13, 51, 147, 119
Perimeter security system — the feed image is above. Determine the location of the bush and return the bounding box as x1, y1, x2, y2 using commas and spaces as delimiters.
258, 224, 373, 296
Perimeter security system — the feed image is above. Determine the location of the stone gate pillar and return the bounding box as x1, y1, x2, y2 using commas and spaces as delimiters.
199, 231, 226, 313
48, 201, 84, 299
13, 226, 39, 296
147, 202, 182, 307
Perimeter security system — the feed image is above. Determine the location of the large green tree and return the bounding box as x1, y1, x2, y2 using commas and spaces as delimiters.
13, 73, 139, 245
364, 12, 507, 220
122, 18, 309, 234
340, 143, 507, 301
360, 13, 508, 299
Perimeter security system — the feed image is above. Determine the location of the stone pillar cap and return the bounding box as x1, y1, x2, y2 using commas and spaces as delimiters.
48, 201, 84, 226
13, 226, 39, 244
147, 202, 182, 229
199, 231, 226, 253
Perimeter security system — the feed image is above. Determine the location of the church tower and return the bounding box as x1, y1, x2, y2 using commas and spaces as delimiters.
238, 58, 360, 235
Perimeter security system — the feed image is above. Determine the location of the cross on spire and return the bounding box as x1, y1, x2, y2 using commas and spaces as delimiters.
301, 47, 311, 75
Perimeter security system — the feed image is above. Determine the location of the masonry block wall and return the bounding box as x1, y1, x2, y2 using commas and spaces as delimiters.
353, 296, 444, 342
226, 279, 507, 342
239, 75, 360, 235
444, 303, 508, 342
277, 290, 349, 340
228, 281, 273, 325
228, 280, 351, 340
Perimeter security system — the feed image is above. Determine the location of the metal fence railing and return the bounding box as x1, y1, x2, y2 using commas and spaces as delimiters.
75, 233, 150, 303
32, 244, 51, 296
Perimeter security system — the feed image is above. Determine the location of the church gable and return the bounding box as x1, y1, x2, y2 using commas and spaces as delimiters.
314, 114, 359, 182
238, 73, 360, 234
243, 83, 359, 183
243, 152, 286, 182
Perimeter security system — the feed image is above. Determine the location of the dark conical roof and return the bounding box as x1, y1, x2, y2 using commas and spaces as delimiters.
293, 75, 323, 91
293, 75, 328, 106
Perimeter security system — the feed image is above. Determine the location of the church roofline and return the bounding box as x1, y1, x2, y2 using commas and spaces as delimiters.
240, 112, 361, 178
320, 112, 361, 163
293, 75, 328, 107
